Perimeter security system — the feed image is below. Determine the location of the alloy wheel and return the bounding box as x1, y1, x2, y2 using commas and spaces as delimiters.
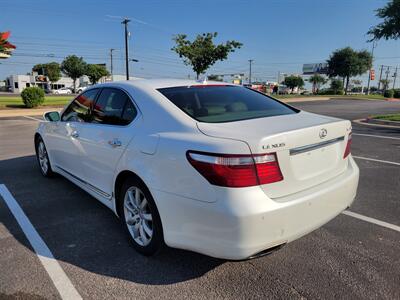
123, 186, 153, 246
38, 141, 49, 174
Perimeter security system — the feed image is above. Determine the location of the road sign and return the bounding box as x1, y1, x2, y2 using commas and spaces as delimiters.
302, 63, 328, 75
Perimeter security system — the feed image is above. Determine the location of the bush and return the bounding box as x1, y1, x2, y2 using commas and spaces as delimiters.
330, 79, 344, 94
393, 89, 400, 99
317, 89, 344, 95
21, 87, 45, 108
383, 89, 394, 98
336, 89, 344, 95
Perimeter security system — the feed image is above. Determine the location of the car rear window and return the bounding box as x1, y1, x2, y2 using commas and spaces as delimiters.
157, 85, 298, 123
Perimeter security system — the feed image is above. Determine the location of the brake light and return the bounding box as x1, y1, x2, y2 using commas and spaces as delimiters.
186, 151, 283, 188
343, 132, 352, 158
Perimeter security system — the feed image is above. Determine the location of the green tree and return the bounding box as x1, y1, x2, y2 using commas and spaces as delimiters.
61, 55, 87, 92
283, 75, 304, 93
85, 64, 110, 84
32, 64, 46, 75
33, 62, 61, 84
380, 79, 391, 90
308, 73, 327, 94
368, 0, 400, 41
330, 78, 344, 94
326, 47, 372, 94
172, 32, 242, 79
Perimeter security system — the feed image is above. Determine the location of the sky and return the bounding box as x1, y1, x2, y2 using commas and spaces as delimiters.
1, 0, 400, 88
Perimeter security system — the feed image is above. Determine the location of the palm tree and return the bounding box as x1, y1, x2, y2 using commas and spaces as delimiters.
308, 73, 327, 94
380, 79, 391, 91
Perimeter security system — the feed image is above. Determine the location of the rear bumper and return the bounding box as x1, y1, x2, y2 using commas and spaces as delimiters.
152, 156, 359, 260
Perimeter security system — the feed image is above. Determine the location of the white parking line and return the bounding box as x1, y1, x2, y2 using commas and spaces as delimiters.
343, 210, 400, 233
353, 133, 400, 140
23, 116, 42, 122
353, 156, 400, 166
0, 184, 82, 300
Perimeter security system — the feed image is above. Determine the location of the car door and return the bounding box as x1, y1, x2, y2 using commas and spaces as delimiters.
44, 88, 100, 177
75, 87, 140, 199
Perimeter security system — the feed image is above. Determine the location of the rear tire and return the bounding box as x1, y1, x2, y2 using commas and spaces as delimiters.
119, 177, 164, 256
35, 137, 55, 177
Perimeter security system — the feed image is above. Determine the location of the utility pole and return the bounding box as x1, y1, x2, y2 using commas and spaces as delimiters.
377, 65, 384, 91
121, 18, 131, 80
384, 66, 390, 92
248, 59, 253, 85
109, 48, 116, 76
393, 67, 398, 90
366, 41, 377, 95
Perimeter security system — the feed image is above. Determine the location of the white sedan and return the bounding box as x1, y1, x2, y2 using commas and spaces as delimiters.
53, 87, 72, 95
35, 79, 359, 260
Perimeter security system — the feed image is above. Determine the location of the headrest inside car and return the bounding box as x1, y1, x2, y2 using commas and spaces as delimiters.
225, 102, 248, 112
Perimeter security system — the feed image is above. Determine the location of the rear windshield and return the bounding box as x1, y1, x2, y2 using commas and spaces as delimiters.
158, 85, 298, 123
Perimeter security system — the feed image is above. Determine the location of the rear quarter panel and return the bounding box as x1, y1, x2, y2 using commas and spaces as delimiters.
115, 131, 252, 204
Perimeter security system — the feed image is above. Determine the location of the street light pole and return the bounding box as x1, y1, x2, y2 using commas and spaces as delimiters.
121, 18, 131, 80
109, 48, 116, 76
248, 59, 253, 85
366, 41, 377, 95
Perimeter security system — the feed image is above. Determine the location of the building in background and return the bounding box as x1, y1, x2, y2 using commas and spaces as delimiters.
6, 74, 89, 93
4, 73, 142, 93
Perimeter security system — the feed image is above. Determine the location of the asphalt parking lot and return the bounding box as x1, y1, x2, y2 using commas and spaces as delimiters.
0, 99, 399, 299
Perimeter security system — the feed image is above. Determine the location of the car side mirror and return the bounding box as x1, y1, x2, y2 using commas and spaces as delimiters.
44, 111, 60, 122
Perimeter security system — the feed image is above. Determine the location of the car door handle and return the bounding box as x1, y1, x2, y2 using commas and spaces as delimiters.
71, 131, 79, 138
108, 139, 122, 147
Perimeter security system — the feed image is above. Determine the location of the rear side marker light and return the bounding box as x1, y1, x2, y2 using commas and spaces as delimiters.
186, 151, 283, 188
343, 132, 352, 158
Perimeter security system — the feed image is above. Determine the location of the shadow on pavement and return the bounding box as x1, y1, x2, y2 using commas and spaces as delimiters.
0, 155, 224, 285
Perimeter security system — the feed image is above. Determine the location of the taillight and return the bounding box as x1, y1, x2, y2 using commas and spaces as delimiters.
186, 151, 283, 188
343, 132, 352, 158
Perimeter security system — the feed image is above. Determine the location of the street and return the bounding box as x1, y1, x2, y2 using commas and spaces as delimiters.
0, 99, 399, 299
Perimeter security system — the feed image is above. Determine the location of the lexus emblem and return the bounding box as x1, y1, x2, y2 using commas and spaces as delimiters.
319, 128, 327, 139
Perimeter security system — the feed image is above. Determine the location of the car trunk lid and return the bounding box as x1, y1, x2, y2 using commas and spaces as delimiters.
197, 111, 352, 199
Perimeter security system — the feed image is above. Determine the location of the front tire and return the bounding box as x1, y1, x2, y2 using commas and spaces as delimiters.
119, 177, 164, 256
35, 137, 55, 177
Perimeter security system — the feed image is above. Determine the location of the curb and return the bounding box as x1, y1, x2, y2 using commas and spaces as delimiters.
353, 118, 400, 129
365, 118, 400, 127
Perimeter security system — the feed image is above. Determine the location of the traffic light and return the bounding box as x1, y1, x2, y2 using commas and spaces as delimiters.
370, 69, 375, 80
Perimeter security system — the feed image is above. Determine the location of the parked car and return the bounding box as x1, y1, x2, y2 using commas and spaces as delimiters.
53, 87, 72, 95
35, 79, 359, 260
77, 86, 88, 93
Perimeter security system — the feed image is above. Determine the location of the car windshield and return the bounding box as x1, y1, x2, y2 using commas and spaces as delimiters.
157, 85, 298, 123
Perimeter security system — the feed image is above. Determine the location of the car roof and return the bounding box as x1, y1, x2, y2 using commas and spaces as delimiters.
95, 78, 235, 90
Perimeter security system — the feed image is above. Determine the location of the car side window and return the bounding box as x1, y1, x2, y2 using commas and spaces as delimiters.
92, 88, 137, 125
61, 89, 99, 122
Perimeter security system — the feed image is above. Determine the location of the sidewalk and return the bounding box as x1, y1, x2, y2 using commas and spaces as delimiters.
0, 107, 62, 118
281, 97, 330, 103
